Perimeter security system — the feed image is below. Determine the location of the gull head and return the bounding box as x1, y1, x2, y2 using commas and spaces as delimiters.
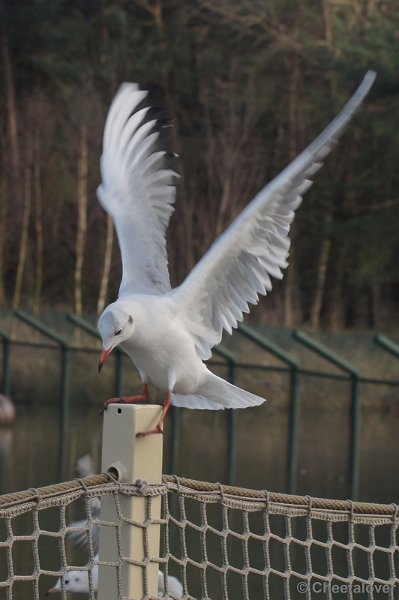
46, 569, 92, 594
97, 302, 135, 372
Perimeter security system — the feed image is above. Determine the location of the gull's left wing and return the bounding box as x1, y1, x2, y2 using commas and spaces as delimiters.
68, 454, 100, 554
97, 83, 178, 297
172, 71, 376, 360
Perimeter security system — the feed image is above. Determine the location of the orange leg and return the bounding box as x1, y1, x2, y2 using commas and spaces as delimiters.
136, 391, 173, 437
100, 384, 149, 415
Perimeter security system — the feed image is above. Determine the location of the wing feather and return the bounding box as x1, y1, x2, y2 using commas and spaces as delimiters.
98, 83, 178, 296
172, 71, 376, 359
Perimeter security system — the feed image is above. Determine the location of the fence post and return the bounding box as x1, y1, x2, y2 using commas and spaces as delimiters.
288, 366, 300, 494
0, 331, 11, 397
214, 346, 238, 485
237, 323, 300, 493
293, 330, 360, 500
14, 310, 71, 481
98, 403, 163, 600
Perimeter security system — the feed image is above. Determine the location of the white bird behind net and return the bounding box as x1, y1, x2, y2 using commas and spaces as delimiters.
0, 474, 398, 599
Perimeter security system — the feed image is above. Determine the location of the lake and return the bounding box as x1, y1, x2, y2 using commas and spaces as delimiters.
1, 391, 398, 599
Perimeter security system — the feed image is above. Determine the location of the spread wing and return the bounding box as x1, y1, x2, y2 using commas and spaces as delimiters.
97, 83, 178, 297
172, 71, 376, 360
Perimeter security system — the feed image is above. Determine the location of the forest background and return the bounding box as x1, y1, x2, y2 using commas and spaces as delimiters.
1, 0, 398, 331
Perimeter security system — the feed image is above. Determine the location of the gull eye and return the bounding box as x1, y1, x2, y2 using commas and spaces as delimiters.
114, 329, 122, 336
65, 580, 69, 585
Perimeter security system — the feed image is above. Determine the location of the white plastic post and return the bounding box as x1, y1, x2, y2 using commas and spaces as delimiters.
97, 404, 163, 600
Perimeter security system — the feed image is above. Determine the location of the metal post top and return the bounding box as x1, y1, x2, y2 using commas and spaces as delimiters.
102, 403, 163, 424
104, 402, 158, 414
101, 403, 163, 484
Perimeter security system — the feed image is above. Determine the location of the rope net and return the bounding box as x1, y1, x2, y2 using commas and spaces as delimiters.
0, 474, 398, 599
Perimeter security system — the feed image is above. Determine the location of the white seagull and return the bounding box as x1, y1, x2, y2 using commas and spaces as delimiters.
46, 557, 183, 598
97, 71, 375, 435
46, 561, 98, 596
68, 455, 101, 555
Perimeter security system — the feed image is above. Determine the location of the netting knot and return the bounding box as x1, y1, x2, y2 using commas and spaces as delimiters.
134, 479, 150, 495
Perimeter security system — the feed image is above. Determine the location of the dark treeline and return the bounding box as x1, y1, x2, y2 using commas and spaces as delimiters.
0, 0, 398, 329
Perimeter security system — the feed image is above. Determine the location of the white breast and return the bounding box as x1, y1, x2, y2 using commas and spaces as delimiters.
121, 296, 207, 394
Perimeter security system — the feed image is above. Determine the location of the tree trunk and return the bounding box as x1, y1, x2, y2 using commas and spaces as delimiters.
325, 245, 344, 330
367, 0, 377, 17
368, 281, 380, 328
309, 214, 333, 328
309, 8, 337, 328
12, 137, 33, 310
283, 263, 296, 328
97, 214, 114, 315
0, 0, 19, 178
74, 123, 88, 315
0, 165, 7, 306
283, 56, 299, 327
322, 0, 333, 49
33, 134, 44, 313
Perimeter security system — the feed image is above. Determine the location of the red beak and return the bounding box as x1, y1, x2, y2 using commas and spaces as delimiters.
98, 347, 113, 373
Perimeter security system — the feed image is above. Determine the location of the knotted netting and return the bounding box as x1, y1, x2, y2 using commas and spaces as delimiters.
0, 474, 398, 599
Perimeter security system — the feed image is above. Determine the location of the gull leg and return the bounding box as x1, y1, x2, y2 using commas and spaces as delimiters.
100, 384, 149, 415
136, 390, 172, 437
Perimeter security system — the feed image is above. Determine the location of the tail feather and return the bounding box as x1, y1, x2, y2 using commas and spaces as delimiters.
172, 372, 266, 410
